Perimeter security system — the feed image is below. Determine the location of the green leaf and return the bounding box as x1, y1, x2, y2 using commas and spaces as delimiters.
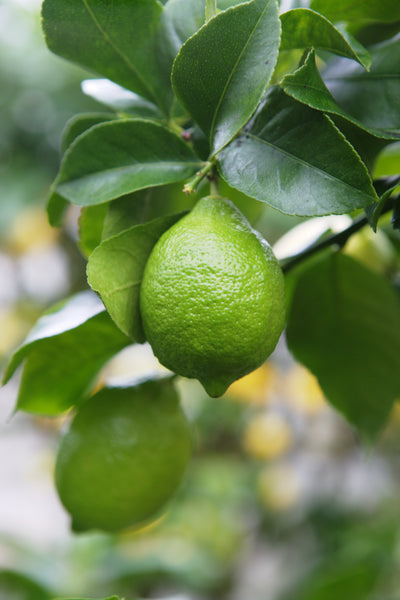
280, 9, 371, 69
87, 213, 185, 340
61, 112, 117, 153
218, 87, 377, 216
281, 49, 400, 140
297, 559, 384, 600
365, 175, 400, 231
81, 78, 164, 120
160, 0, 254, 63
323, 35, 400, 133
78, 203, 109, 257
0, 569, 52, 600
53, 119, 202, 207
172, 0, 281, 154
78, 183, 199, 257
309, 0, 400, 23
46, 190, 69, 227
286, 252, 400, 439
56, 597, 120, 600
102, 184, 198, 239
159, 0, 205, 58
41, 0, 173, 115
3, 292, 130, 415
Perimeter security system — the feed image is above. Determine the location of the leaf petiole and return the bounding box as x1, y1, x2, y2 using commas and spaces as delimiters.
183, 161, 214, 195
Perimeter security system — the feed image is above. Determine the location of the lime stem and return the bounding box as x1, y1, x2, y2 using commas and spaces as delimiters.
282, 193, 397, 274
184, 162, 214, 195
209, 179, 220, 196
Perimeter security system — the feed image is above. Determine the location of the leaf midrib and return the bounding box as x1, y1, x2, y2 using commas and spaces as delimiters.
283, 80, 400, 139
60, 160, 202, 186
210, 0, 273, 149
245, 129, 375, 200
82, 0, 161, 110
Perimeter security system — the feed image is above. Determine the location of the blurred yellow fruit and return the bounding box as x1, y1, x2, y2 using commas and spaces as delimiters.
0, 309, 29, 356
8, 207, 58, 254
257, 464, 301, 512
285, 365, 326, 415
227, 362, 278, 405
242, 412, 292, 460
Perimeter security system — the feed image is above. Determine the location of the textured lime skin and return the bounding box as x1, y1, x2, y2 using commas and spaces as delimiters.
55, 379, 192, 532
140, 196, 286, 396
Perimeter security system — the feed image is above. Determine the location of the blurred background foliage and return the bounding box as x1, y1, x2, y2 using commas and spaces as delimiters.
1, 1, 400, 600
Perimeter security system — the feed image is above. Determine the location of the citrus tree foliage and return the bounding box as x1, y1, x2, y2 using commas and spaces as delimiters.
3, 0, 400, 546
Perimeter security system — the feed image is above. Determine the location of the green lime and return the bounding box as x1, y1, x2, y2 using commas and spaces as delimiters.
140, 196, 286, 397
55, 378, 192, 532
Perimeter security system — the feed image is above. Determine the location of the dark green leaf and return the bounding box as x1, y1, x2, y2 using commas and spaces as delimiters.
323, 35, 400, 133
392, 197, 400, 230
329, 117, 389, 173
218, 87, 377, 216
53, 119, 202, 207
3, 292, 130, 415
41, 0, 173, 115
78, 204, 109, 257
286, 252, 400, 439
172, 0, 281, 154
280, 9, 371, 69
365, 176, 400, 231
87, 213, 185, 340
61, 112, 117, 153
81, 79, 164, 120
309, 0, 400, 23
281, 49, 400, 140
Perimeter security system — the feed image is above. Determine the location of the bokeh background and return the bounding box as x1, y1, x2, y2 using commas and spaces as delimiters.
1, 1, 400, 599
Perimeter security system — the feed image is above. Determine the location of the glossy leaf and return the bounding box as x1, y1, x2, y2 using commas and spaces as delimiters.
87, 213, 185, 340
309, 0, 400, 23
41, 0, 173, 115
280, 9, 371, 69
172, 0, 281, 154
53, 119, 202, 207
218, 87, 377, 216
281, 50, 400, 140
286, 252, 400, 439
61, 112, 117, 153
3, 292, 130, 415
323, 35, 400, 133
81, 79, 164, 119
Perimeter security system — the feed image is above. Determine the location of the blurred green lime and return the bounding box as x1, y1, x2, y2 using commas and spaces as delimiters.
55, 379, 192, 532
